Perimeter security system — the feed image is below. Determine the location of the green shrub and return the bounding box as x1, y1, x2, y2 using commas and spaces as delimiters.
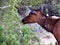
20, 25, 35, 45
0, 25, 20, 45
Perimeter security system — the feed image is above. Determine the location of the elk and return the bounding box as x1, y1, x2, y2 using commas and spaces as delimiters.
22, 9, 60, 45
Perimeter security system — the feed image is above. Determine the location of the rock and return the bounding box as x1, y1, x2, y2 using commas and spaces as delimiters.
25, 23, 57, 45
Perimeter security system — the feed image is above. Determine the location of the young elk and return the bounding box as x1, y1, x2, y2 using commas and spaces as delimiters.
22, 9, 60, 45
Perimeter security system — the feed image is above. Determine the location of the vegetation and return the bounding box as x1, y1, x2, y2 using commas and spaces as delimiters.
0, 0, 40, 45
19, 0, 60, 16
0, 0, 22, 45
0, 0, 60, 45
0, 25, 20, 45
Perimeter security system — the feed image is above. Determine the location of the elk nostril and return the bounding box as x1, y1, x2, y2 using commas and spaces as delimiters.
22, 19, 26, 24
22, 19, 24, 23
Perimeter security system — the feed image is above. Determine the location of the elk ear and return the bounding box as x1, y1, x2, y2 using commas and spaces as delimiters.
29, 7, 36, 12
32, 11, 37, 14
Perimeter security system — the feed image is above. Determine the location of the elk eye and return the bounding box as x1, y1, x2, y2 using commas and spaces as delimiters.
33, 14, 36, 16
29, 15, 31, 16
34, 14, 36, 16
31, 13, 36, 16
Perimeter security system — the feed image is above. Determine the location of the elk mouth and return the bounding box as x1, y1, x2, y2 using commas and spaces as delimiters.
22, 19, 32, 24
22, 19, 29, 24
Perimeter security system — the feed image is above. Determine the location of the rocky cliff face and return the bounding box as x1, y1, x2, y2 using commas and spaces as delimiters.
25, 23, 57, 45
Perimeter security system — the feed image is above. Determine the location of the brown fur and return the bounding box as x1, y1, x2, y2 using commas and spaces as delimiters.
22, 9, 60, 45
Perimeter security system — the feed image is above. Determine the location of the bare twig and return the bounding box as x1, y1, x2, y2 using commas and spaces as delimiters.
0, 5, 11, 9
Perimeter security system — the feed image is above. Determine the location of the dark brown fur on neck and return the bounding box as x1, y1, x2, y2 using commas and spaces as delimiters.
38, 16, 59, 33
